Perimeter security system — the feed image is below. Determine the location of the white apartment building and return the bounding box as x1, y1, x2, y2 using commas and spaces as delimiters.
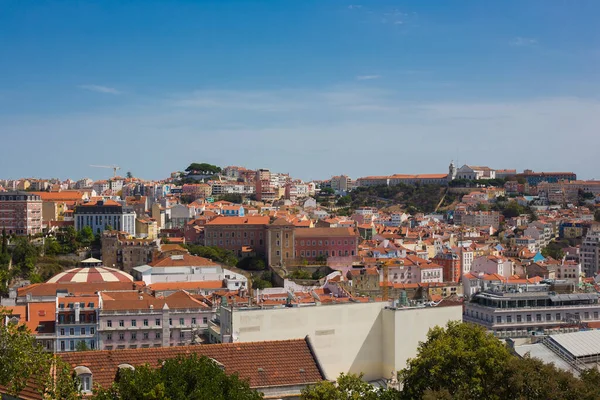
464, 289, 600, 338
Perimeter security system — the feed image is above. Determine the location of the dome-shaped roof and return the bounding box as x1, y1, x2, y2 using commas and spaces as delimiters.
47, 266, 134, 284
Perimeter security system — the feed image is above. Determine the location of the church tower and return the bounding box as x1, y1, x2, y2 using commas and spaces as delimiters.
448, 161, 457, 181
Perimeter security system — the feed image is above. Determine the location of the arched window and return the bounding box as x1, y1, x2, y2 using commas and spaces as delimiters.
74, 366, 92, 393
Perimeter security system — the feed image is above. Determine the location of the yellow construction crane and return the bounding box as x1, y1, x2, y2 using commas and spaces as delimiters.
90, 164, 121, 178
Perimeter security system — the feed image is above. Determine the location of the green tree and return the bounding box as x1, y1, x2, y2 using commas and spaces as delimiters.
336, 195, 352, 207
400, 322, 512, 399
185, 163, 222, 175
92, 354, 262, 400
10, 237, 39, 278
301, 373, 399, 400
237, 256, 266, 271
126, 171, 133, 179
0, 307, 81, 398
77, 226, 95, 247
44, 236, 62, 256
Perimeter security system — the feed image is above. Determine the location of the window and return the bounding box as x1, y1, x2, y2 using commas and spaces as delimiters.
546, 314, 551, 321
143, 332, 149, 340
595, 312, 599, 319
526, 315, 532, 322
179, 318, 184, 325
203, 317, 208, 324
131, 319, 137, 327
155, 332, 161, 339
169, 318, 172, 326
506, 316, 512, 323
180, 331, 185, 338
61, 341, 65, 351
155, 319, 161, 326
119, 320, 124, 327
70, 341, 75, 351
496, 316, 502, 323
192, 318, 196, 325
143, 319, 148, 326
536, 314, 542, 322
70, 328, 75, 335
80, 328, 85, 335
106, 333, 112, 341
585, 312, 590, 319
60, 328, 65, 336
131, 332, 137, 340
556, 313, 561, 321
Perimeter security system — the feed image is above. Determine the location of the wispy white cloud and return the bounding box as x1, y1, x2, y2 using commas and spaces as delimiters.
347, 5, 362, 10
356, 75, 381, 81
78, 84, 122, 95
2, 87, 599, 180
511, 37, 538, 47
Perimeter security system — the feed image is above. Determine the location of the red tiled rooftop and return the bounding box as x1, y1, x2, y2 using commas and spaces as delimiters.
58, 338, 325, 390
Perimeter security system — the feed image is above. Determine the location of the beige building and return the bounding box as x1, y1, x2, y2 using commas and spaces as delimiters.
136, 217, 158, 239
210, 301, 461, 381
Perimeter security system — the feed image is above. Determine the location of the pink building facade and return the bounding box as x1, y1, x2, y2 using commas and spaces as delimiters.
294, 228, 358, 261
0, 191, 43, 235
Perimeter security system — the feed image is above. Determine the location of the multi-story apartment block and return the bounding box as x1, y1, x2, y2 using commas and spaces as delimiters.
454, 210, 500, 229
74, 200, 136, 236
55, 295, 100, 352
0, 191, 43, 235
464, 288, 600, 338
98, 290, 213, 350
581, 230, 600, 277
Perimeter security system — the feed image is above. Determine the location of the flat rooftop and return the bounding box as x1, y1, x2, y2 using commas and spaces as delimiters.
549, 330, 600, 358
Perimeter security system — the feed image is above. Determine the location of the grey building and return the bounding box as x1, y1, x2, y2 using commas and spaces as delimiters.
581, 230, 600, 277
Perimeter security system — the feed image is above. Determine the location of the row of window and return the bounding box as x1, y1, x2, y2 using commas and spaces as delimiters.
206, 239, 263, 247
60, 327, 95, 336
106, 331, 187, 341
299, 240, 354, 246
469, 310, 600, 324
106, 317, 207, 328
208, 231, 263, 238
298, 250, 354, 257
60, 340, 95, 351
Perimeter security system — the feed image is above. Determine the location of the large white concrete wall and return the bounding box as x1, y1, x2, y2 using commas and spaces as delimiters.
233, 302, 385, 381
231, 303, 462, 381
381, 306, 463, 378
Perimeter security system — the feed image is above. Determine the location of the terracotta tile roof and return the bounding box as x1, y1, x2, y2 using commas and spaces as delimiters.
31, 191, 86, 201
159, 244, 188, 253
17, 282, 143, 297
149, 253, 219, 267
58, 338, 324, 390
205, 216, 270, 226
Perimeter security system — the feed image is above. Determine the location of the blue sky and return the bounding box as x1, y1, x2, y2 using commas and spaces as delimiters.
1, 0, 599, 181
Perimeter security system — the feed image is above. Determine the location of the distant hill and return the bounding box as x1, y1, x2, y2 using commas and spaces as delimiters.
349, 184, 457, 214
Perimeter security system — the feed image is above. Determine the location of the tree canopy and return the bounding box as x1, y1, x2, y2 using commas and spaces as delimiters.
399, 321, 600, 400
185, 163, 222, 175
0, 307, 81, 399
301, 373, 399, 400
92, 354, 263, 400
